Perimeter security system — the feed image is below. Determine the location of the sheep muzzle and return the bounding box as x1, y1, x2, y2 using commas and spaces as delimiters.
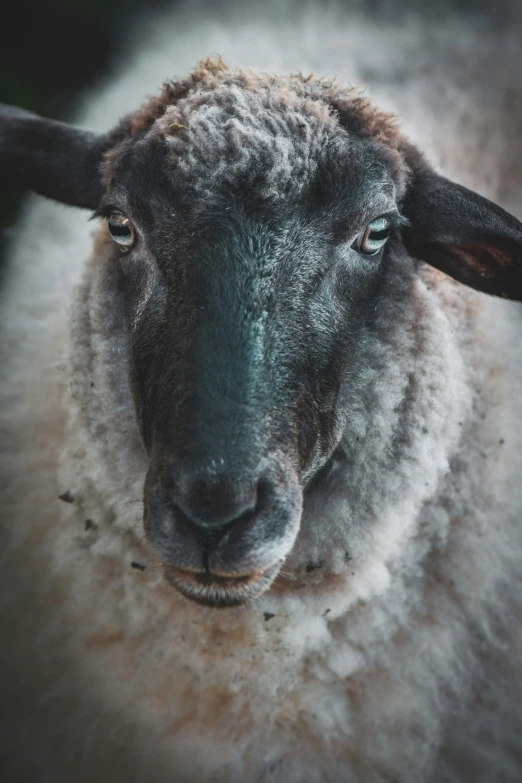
143, 454, 303, 606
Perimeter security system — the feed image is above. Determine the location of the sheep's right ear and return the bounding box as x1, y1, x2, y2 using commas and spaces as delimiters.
401, 160, 522, 301
0, 103, 113, 210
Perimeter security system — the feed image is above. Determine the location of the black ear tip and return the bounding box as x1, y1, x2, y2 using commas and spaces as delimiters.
402, 169, 522, 302
0, 102, 37, 120
0, 103, 109, 210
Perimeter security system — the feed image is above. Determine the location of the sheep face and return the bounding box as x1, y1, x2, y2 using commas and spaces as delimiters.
98, 87, 405, 607
4, 62, 522, 607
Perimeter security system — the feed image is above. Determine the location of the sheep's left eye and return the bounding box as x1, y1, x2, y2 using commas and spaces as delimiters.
353, 217, 391, 256
107, 214, 135, 251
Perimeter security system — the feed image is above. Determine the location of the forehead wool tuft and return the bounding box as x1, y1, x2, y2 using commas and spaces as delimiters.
155, 77, 340, 199
106, 57, 405, 200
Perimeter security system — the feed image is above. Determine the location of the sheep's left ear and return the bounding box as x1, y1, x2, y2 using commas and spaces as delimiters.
401, 166, 522, 301
0, 103, 113, 210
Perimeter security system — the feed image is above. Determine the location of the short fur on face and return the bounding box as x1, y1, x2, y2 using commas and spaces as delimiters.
1, 57, 522, 608
90, 60, 415, 602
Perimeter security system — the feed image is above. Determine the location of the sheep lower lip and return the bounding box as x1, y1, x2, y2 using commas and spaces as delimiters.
166, 565, 267, 587
163, 562, 281, 607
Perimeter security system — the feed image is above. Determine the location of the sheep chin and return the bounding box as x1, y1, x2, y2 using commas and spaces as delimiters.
163, 562, 281, 608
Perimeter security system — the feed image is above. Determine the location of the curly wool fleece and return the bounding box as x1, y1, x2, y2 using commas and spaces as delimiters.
121, 57, 403, 204
2, 1, 522, 782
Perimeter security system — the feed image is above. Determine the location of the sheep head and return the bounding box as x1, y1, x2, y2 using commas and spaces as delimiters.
2, 59, 522, 607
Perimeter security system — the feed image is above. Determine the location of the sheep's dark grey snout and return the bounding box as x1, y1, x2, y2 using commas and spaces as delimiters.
144, 458, 302, 605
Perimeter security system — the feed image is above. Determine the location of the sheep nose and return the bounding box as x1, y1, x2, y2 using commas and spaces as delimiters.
171, 469, 260, 533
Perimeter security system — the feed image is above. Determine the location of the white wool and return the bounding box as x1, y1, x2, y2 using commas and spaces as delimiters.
1, 1, 522, 782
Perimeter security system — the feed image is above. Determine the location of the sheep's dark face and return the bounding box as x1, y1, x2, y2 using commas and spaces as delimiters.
8, 64, 521, 606
99, 88, 405, 607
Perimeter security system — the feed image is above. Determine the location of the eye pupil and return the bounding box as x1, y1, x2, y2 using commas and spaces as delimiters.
107, 214, 135, 251
367, 226, 389, 242
110, 222, 130, 238
355, 217, 391, 256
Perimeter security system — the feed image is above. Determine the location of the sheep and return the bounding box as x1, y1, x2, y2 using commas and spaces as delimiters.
1, 1, 522, 781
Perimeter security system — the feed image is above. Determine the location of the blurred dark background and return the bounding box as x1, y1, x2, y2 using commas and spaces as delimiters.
0, 0, 173, 267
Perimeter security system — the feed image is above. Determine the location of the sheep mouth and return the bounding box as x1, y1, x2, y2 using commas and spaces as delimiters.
163, 562, 281, 608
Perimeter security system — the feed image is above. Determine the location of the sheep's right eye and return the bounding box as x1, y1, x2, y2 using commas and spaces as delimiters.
353, 217, 391, 256
107, 214, 135, 252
